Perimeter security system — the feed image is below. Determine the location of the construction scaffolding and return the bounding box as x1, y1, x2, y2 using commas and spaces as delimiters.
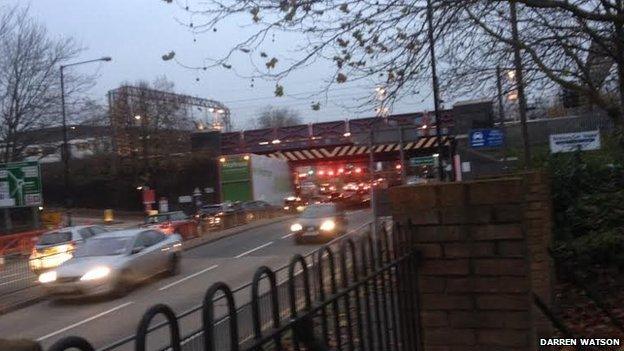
107, 85, 230, 158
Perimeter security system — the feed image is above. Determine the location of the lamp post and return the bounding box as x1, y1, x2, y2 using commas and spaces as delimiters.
426, 0, 446, 181
60, 56, 112, 225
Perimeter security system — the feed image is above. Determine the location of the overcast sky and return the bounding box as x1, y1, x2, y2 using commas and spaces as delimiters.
7, 0, 434, 129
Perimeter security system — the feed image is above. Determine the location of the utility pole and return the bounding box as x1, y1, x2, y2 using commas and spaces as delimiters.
509, 1, 531, 169
398, 127, 406, 184
369, 131, 377, 235
60, 66, 71, 225
496, 66, 509, 165
426, 0, 446, 181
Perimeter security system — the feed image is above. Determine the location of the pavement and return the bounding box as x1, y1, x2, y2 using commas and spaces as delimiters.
0, 209, 372, 350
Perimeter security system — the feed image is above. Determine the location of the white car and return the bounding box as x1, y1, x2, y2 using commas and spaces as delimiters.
39, 229, 182, 298
29, 225, 108, 274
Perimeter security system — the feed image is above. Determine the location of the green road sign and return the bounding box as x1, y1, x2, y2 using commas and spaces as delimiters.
0, 161, 43, 208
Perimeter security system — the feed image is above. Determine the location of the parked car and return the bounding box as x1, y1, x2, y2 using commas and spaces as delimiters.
143, 211, 199, 240
290, 203, 348, 244
38, 229, 182, 298
196, 204, 228, 230
29, 225, 108, 274
283, 196, 306, 213
241, 200, 275, 220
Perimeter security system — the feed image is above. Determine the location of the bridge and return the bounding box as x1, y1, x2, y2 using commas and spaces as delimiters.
212, 110, 455, 165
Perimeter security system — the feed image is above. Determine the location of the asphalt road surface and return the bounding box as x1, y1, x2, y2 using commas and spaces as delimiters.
0, 209, 372, 350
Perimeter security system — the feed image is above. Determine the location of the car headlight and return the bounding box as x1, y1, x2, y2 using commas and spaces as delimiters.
284, 206, 290, 211
296, 205, 306, 212
38, 271, 57, 284
80, 266, 111, 281
320, 220, 336, 232
56, 244, 74, 253
290, 223, 303, 232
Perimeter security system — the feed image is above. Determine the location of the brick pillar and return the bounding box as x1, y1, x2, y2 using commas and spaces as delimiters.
390, 174, 553, 351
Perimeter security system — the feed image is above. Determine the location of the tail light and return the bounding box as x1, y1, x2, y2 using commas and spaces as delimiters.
159, 222, 174, 234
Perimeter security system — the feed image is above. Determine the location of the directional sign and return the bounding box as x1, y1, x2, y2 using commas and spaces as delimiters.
549, 130, 601, 153
0, 161, 43, 208
469, 129, 504, 148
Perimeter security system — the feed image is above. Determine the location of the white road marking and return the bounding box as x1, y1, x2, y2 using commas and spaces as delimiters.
281, 233, 294, 239
158, 264, 219, 291
234, 241, 273, 258
36, 302, 134, 342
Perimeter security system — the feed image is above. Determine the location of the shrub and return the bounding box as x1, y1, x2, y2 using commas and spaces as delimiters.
547, 146, 624, 274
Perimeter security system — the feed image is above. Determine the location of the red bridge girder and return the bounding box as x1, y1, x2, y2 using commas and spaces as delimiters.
221, 111, 454, 156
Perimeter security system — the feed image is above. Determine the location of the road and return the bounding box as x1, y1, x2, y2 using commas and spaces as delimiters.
0, 209, 372, 350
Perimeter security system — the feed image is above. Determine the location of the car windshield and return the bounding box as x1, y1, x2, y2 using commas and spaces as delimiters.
74, 237, 131, 257
301, 205, 337, 219
38, 231, 72, 245
203, 205, 222, 211
145, 214, 168, 224
169, 212, 188, 220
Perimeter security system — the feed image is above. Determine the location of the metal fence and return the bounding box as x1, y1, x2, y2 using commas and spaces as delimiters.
47, 221, 421, 351
0, 254, 38, 295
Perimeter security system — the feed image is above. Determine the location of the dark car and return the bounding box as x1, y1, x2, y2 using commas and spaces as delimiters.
143, 211, 199, 240
289, 203, 348, 244
242, 200, 276, 221
283, 196, 306, 213
196, 204, 228, 230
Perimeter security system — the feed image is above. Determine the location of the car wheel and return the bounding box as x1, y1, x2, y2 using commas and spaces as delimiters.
294, 236, 305, 245
167, 254, 180, 276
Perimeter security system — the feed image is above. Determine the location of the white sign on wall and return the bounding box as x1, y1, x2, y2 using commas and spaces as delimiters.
461, 162, 472, 173
178, 195, 192, 203
549, 130, 601, 154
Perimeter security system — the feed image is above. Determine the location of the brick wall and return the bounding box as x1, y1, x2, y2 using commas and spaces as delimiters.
389, 173, 553, 351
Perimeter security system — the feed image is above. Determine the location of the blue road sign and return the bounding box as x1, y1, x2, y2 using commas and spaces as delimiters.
469, 129, 504, 148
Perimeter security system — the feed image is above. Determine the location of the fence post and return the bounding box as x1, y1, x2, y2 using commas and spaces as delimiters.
359, 235, 376, 350
380, 225, 400, 349
340, 239, 363, 351
48, 336, 94, 351
288, 254, 313, 351
202, 282, 238, 351
135, 304, 181, 351
316, 246, 340, 347
251, 266, 282, 350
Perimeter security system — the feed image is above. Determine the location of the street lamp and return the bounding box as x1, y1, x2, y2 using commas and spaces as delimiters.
60, 56, 112, 225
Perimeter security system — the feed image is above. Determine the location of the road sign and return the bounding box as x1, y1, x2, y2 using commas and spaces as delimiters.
469, 129, 504, 148
178, 195, 192, 203
549, 130, 601, 153
0, 161, 42, 208
410, 156, 435, 166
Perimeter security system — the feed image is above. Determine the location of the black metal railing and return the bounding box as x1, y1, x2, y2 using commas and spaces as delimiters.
47, 221, 421, 351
